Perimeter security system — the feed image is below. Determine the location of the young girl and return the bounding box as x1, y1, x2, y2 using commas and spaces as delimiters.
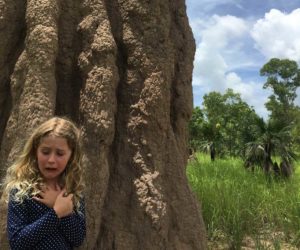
2, 117, 86, 250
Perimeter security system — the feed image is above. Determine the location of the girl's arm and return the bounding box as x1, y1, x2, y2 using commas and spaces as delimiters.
7, 198, 60, 250
58, 198, 86, 247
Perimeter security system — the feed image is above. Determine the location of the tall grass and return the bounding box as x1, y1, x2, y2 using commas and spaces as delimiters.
187, 153, 300, 249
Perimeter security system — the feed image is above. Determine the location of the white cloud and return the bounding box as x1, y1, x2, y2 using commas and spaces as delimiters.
251, 9, 300, 62
191, 14, 271, 118
193, 15, 248, 89
200, 15, 248, 48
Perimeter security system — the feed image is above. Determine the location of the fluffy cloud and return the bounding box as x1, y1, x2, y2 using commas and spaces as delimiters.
191, 15, 271, 117
251, 9, 300, 62
193, 15, 249, 90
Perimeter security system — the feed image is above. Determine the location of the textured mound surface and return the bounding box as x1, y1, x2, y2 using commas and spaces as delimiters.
0, 0, 207, 249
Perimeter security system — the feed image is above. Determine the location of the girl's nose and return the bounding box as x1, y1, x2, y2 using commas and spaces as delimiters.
48, 153, 56, 163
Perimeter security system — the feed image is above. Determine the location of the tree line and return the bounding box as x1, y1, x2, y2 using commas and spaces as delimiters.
189, 58, 300, 176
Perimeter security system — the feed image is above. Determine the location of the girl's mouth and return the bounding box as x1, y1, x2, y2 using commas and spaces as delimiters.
45, 168, 57, 171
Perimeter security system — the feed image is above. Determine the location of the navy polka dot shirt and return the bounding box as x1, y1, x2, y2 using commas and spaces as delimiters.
7, 191, 86, 250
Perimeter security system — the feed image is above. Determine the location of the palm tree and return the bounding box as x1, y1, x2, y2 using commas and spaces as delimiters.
244, 121, 297, 177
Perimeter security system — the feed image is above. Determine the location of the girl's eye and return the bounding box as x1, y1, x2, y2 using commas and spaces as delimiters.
42, 151, 50, 155
57, 152, 64, 157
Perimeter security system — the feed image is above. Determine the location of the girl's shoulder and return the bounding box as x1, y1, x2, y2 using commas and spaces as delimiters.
9, 188, 33, 204
9, 188, 19, 199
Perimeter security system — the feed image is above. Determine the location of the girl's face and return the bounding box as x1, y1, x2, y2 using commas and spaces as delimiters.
36, 135, 72, 184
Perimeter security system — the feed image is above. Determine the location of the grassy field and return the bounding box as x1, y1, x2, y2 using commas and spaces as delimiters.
187, 153, 300, 249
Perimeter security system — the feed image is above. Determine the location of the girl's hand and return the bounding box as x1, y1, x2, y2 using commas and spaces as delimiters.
53, 188, 74, 218
33, 184, 61, 208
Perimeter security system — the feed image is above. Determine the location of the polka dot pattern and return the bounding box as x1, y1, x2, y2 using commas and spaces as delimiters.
7, 191, 86, 250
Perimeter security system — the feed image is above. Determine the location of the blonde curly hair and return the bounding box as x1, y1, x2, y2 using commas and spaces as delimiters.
1, 117, 85, 210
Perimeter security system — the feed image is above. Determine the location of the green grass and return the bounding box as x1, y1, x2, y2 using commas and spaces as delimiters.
187, 153, 300, 249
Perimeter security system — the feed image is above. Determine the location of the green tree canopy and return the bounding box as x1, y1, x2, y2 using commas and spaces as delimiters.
260, 58, 300, 129
189, 89, 262, 157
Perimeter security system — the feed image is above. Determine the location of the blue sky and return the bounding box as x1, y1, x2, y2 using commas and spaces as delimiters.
186, 0, 300, 118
